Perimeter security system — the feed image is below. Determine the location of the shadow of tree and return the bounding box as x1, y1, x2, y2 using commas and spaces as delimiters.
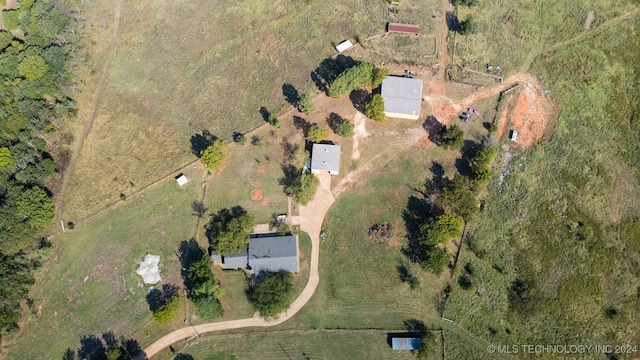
282, 84, 299, 106
423, 115, 442, 143
178, 238, 206, 292
446, 11, 460, 32
190, 130, 218, 157
404, 318, 428, 337
401, 196, 434, 263
310, 55, 357, 94
397, 263, 412, 283
191, 201, 208, 218
279, 164, 300, 191
174, 354, 195, 360
65, 331, 146, 360
349, 89, 370, 113
259, 106, 272, 123
293, 116, 312, 136
146, 284, 181, 312
326, 112, 343, 133
455, 140, 483, 176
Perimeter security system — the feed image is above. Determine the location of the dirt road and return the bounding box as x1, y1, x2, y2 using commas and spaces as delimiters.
137, 173, 334, 359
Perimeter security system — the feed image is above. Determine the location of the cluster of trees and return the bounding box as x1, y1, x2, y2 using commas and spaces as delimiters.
328, 61, 373, 98
205, 207, 254, 256
281, 165, 320, 205
247, 270, 294, 318
418, 214, 463, 274
0, 0, 79, 333
62, 332, 144, 360
470, 147, 496, 185
186, 252, 225, 318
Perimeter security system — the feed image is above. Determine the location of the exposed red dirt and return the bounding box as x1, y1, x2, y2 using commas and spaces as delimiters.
250, 189, 264, 201
257, 163, 267, 175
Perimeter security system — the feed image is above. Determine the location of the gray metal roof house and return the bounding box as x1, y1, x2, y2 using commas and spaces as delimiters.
381, 76, 423, 120
391, 337, 420, 350
211, 234, 299, 274
310, 143, 341, 175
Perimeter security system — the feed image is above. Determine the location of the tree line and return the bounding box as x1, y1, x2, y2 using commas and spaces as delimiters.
0, 0, 80, 334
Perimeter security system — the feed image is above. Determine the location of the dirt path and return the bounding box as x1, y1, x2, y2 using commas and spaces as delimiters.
137, 173, 334, 359
436, 0, 454, 80
351, 112, 369, 160
55, 0, 123, 222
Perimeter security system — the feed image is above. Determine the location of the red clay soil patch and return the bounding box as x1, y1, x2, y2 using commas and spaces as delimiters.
257, 163, 267, 175
261, 198, 270, 206
506, 81, 556, 148
250, 189, 264, 201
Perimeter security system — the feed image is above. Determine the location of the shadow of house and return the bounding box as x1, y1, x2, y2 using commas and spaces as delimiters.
349, 89, 370, 114
282, 84, 300, 106
190, 130, 217, 157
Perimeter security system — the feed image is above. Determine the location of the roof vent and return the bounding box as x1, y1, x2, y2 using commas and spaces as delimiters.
323, 161, 327, 164
324, 148, 328, 152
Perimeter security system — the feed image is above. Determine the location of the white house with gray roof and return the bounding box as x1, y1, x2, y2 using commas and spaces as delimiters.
310, 143, 341, 175
381, 76, 423, 120
211, 234, 299, 274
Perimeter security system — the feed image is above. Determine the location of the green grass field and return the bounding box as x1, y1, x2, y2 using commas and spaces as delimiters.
60, 0, 443, 220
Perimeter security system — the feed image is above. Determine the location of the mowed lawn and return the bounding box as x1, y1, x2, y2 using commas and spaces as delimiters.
60, 0, 442, 220
7, 168, 208, 360
156, 329, 422, 360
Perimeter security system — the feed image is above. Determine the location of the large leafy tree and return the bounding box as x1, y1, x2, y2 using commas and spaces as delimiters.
283, 172, 319, 205
371, 67, 390, 88
307, 124, 328, 143
247, 271, 294, 318
440, 175, 478, 219
439, 124, 464, 149
335, 118, 355, 137
200, 139, 226, 170
206, 207, 254, 256
297, 93, 315, 115
364, 94, 385, 122
18, 55, 49, 80
420, 246, 450, 275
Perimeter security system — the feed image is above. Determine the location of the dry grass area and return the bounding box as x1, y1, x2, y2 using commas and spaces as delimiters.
59, 0, 449, 221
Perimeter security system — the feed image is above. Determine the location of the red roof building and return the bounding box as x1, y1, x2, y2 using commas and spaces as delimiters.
387, 22, 419, 35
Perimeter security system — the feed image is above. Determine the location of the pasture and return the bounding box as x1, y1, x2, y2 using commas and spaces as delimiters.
58, 0, 442, 221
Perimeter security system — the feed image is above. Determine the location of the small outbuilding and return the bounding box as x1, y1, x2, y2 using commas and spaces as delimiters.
175, 174, 188, 187
510, 130, 519, 141
335, 40, 354, 53
391, 337, 420, 350
310, 143, 341, 175
387, 22, 420, 35
381, 76, 423, 120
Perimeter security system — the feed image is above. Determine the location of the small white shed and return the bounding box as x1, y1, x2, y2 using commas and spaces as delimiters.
510, 130, 519, 141
176, 174, 188, 187
335, 40, 354, 53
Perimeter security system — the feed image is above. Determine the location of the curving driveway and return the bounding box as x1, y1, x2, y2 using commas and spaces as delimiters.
137, 172, 335, 359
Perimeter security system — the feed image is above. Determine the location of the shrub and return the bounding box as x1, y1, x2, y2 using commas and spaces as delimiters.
453, 0, 477, 5
67, 221, 74, 230
152, 296, 182, 324
248, 271, 294, 318
200, 139, 226, 170
194, 297, 224, 318
488, 122, 498, 133
307, 124, 328, 143
419, 214, 464, 246
420, 246, 450, 275
233, 132, 246, 144
119, 193, 126, 201
460, 14, 478, 35
328, 61, 373, 98
364, 94, 385, 122
335, 118, 355, 137
297, 93, 315, 115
